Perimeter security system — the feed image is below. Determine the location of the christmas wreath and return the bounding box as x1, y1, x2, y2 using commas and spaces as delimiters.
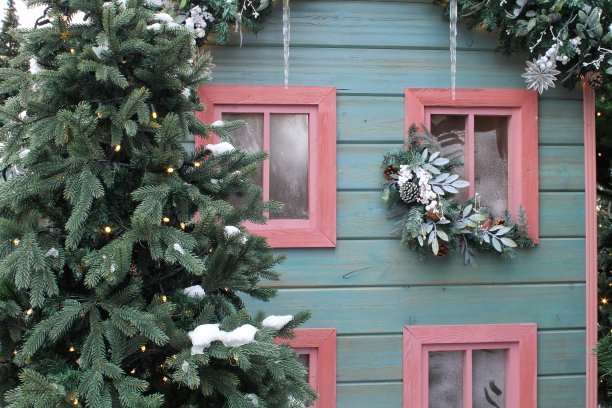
382, 126, 534, 265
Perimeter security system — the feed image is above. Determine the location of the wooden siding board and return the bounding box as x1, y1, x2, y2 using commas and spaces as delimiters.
246, 284, 584, 333
219, 0, 500, 51
338, 144, 584, 191
335, 377, 584, 408
272, 238, 585, 287
337, 191, 585, 239
207, 47, 581, 100
336, 331, 585, 382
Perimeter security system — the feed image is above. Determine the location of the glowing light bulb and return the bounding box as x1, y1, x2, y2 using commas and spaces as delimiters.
161, 295, 167, 303
25, 308, 33, 316
598, 152, 603, 157
130, 368, 136, 374
103, 226, 112, 234
12, 238, 20, 246
114, 144, 121, 152
166, 167, 174, 174
70, 48, 75, 54
72, 398, 79, 406
61, 15, 68, 22
598, 112, 602, 117
69, 346, 75, 352
12, 350, 17, 356
151, 111, 158, 120
193, 161, 201, 168
140, 345, 146, 352
162, 376, 168, 383
180, 223, 186, 230
603, 298, 609, 305
96, 111, 102, 118
162, 216, 170, 223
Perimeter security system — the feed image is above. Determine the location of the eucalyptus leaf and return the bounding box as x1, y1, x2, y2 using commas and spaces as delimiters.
435, 173, 450, 183
422, 148, 429, 161
433, 158, 450, 166
443, 185, 459, 194
495, 226, 512, 236
437, 219, 451, 225
463, 204, 473, 218
501, 237, 518, 247
488, 225, 504, 232
428, 229, 436, 244
426, 223, 434, 233
417, 235, 424, 246
432, 237, 439, 255
432, 185, 445, 195
429, 151, 440, 162
437, 230, 449, 241
423, 164, 441, 175
381, 185, 390, 202
446, 174, 459, 183
483, 233, 490, 243
492, 237, 502, 252
469, 213, 486, 222
451, 180, 470, 188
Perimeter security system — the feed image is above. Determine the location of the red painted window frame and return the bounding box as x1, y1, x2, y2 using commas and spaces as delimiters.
403, 323, 537, 408
276, 328, 337, 408
406, 88, 539, 242
197, 85, 337, 248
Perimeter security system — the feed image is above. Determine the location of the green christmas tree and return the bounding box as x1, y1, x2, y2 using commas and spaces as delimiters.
0, 0, 20, 68
0, 1, 315, 407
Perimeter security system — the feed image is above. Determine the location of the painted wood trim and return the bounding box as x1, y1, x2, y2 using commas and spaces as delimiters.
403, 323, 537, 408
196, 85, 337, 248
405, 88, 539, 242
276, 328, 337, 408
583, 83, 597, 408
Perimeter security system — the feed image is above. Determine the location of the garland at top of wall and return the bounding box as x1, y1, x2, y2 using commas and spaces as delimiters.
440, 0, 612, 92
382, 126, 534, 266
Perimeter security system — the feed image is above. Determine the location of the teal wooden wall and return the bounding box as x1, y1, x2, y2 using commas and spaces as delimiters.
199, 1, 588, 406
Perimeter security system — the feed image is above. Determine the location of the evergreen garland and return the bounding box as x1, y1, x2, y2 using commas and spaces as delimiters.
439, 0, 612, 91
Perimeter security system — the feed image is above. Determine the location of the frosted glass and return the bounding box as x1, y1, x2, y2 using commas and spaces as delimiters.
221, 113, 264, 187
472, 349, 507, 408
430, 115, 467, 200
428, 351, 463, 408
269, 113, 309, 220
474, 116, 509, 217
297, 354, 310, 383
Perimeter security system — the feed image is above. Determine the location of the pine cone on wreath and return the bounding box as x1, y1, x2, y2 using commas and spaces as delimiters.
436, 239, 449, 257
584, 70, 604, 90
399, 182, 419, 203
383, 165, 399, 180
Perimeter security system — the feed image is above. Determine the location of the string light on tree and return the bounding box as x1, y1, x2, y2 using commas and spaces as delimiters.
25, 308, 33, 316
162, 295, 168, 303
130, 368, 136, 375
12, 238, 19, 246
114, 144, 121, 152
69, 346, 75, 352
140, 345, 146, 352
166, 167, 174, 174
103, 226, 112, 234
162, 216, 170, 223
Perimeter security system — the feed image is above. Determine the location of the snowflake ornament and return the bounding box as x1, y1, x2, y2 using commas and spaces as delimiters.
521, 59, 560, 94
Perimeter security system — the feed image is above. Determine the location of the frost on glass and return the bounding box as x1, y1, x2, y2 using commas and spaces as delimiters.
472, 349, 507, 408
431, 115, 467, 200
297, 353, 310, 383
428, 351, 464, 408
221, 113, 264, 187
474, 116, 509, 217
269, 113, 309, 220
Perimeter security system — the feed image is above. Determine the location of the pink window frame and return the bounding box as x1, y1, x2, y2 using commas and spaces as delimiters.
197, 86, 337, 248
275, 328, 337, 408
406, 89, 539, 242
403, 323, 537, 408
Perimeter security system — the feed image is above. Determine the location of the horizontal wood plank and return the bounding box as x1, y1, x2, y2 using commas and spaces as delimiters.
335, 330, 585, 382
337, 191, 585, 238
273, 238, 585, 287
221, 0, 500, 51
208, 47, 582, 100
335, 376, 585, 408
247, 284, 585, 333
338, 144, 584, 191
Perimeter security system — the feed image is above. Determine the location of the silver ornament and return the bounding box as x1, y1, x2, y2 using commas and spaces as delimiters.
521, 59, 560, 94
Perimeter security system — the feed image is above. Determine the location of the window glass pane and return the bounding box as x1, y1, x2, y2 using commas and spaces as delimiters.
269, 113, 309, 220
297, 353, 310, 383
221, 113, 264, 187
472, 349, 507, 408
474, 116, 509, 218
428, 351, 463, 408
430, 115, 467, 201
